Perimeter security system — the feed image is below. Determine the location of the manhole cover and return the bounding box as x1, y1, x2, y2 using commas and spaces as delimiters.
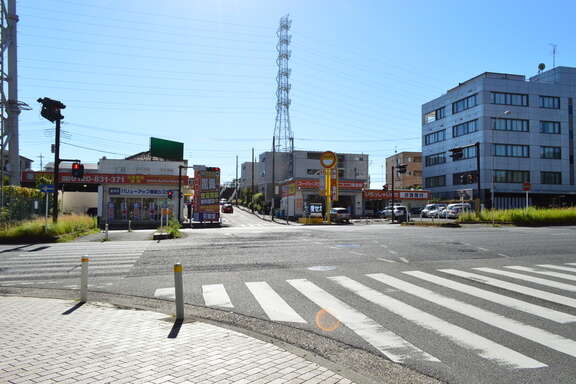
308, 266, 337, 271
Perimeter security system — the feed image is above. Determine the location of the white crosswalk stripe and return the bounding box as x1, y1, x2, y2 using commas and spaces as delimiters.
368, 273, 576, 360
474, 267, 576, 292
287, 278, 440, 363
245, 281, 306, 323
202, 284, 233, 308
404, 270, 576, 323
440, 268, 576, 310
329, 275, 545, 368
506, 265, 576, 282
537, 264, 576, 273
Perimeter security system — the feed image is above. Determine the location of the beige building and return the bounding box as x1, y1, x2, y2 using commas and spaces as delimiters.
386, 152, 422, 189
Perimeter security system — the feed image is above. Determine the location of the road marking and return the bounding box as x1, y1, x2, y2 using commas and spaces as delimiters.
202, 284, 234, 308
405, 270, 576, 324
388, 250, 398, 255
380, 244, 389, 248
245, 281, 306, 323
473, 267, 576, 292
399, 257, 409, 264
154, 287, 175, 300
477, 247, 489, 252
537, 264, 576, 274
350, 251, 365, 256
287, 278, 439, 363
440, 269, 576, 310
505, 266, 576, 282
497, 253, 509, 258
369, 273, 576, 360
378, 258, 396, 263
330, 276, 544, 369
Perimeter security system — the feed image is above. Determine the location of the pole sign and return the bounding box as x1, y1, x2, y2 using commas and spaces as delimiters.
320, 151, 337, 169
39, 184, 54, 193
522, 182, 531, 192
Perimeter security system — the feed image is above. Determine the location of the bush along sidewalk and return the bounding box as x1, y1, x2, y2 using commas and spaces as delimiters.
458, 207, 576, 226
0, 215, 98, 244
155, 218, 182, 239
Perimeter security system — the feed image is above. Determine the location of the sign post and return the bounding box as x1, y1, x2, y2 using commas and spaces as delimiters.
320, 151, 337, 224
39, 184, 54, 230
522, 182, 531, 210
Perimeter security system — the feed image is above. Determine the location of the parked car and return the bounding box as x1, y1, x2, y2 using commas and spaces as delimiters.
444, 203, 472, 219
378, 204, 403, 218
391, 206, 410, 222
221, 203, 233, 213
330, 207, 351, 224
421, 203, 446, 218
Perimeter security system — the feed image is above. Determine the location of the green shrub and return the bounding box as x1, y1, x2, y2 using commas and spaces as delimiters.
158, 218, 182, 238
0, 215, 98, 243
458, 207, 576, 226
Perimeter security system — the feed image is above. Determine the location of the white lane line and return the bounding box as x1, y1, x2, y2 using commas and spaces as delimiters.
245, 282, 306, 323
331, 276, 544, 369
154, 287, 175, 300
369, 273, 576, 360
477, 247, 489, 252
287, 278, 439, 363
537, 264, 576, 274
506, 266, 576, 283
441, 269, 576, 310
399, 257, 409, 264
202, 284, 234, 308
378, 258, 396, 263
405, 271, 576, 324
498, 253, 510, 258
473, 267, 576, 292
0, 260, 137, 268
388, 250, 398, 255
350, 251, 365, 256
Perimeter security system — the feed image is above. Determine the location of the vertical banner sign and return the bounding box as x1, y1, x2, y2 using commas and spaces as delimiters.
319, 151, 337, 224
193, 167, 221, 222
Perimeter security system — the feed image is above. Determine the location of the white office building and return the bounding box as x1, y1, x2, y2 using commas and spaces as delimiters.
422, 67, 576, 208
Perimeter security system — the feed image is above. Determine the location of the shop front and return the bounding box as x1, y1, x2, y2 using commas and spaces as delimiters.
363, 189, 431, 216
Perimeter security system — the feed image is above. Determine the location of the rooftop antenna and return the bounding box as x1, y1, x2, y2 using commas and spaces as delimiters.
538, 63, 545, 74
550, 43, 558, 68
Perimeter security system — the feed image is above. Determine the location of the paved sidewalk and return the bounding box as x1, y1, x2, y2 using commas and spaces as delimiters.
1, 296, 356, 384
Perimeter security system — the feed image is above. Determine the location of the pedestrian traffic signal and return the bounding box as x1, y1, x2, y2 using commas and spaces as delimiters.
450, 148, 464, 160
167, 191, 173, 200
37, 97, 66, 122
71, 162, 84, 178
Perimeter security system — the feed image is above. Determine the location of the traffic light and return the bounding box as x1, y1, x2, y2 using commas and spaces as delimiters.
37, 97, 66, 122
71, 162, 84, 178
382, 185, 388, 191
397, 164, 408, 174
167, 191, 173, 200
450, 147, 464, 161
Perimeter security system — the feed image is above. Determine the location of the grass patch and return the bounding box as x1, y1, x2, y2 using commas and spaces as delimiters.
0, 215, 98, 243
458, 207, 576, 226
157, 218, 182, 239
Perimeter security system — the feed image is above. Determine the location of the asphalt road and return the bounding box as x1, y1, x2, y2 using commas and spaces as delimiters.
1, 209, 576, 383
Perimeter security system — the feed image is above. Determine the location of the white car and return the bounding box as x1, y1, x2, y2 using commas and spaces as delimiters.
421, 204, 446, 218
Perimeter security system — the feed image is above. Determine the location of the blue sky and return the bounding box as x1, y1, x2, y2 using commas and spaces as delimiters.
17, 0, 576, 187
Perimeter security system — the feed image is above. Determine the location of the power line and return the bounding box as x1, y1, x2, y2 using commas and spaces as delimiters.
61, 141, 127, 156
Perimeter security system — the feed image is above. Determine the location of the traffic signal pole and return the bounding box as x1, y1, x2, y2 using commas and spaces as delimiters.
52, 118, 61, 223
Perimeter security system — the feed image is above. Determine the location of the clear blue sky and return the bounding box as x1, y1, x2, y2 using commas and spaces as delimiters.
18, 0, 576, 187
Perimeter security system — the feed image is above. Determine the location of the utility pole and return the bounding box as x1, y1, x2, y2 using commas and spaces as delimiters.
38, 153, 43, 170
475, 142, 481, 212
271, 136, 275, 220
235, 155, 238, 207
391, 165, 395, 224
251, 147, 255, 213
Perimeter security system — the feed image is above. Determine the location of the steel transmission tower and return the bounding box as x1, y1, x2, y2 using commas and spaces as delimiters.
273, 15, 293, 153
1, 0, 26, 186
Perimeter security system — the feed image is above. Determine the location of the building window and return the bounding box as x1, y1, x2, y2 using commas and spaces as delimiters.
492, 118, 529, 132
413, 156, 422, 163
425, 152, 446, 166
425, 175, 446, 188
453, 146, 477, 161
307, 169, 321, 175
540, 121, 561, 134
424, 129, 445, 145
540, 96, 560, 109
494, 170, 530, 183
453, 171, 478, 185
453, 119, 478, 137
307, 152, 322, 160
452, 94, 477, 114
541, 171, 562, 185
493, 144, 530, 158
541, 146, 561, 159
413, 170, 422, 177
490, 92, 529, 106
423, 106, 446, 124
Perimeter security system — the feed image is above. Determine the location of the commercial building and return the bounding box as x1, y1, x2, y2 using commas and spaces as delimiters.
385, 152, 422, 189
422, 67, 576, 208
242, 150, 369, 217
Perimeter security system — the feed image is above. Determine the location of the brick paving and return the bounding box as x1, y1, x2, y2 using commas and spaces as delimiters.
0, 296, 355, 384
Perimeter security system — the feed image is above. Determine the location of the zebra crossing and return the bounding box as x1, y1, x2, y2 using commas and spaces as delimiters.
155, 262, 576, 370
0, 241, 150, 284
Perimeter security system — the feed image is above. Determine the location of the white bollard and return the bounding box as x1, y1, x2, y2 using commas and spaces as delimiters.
173, 263, 184, 320
80, 256, 89, 302
128, 219, 132, 232
105, 223, 109, 241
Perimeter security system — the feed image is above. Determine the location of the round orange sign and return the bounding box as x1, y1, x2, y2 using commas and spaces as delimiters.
320, 151, 337, 169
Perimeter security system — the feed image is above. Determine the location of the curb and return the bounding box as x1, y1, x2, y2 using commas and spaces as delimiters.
236, 205, 292, 225
0, 287, 442, 384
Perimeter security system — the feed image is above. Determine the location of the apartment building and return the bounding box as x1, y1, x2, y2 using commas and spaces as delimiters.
422, 67, 576, 208
385, 151, 422, 189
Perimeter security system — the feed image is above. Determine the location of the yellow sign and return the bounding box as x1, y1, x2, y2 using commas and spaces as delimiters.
320, 151, 337, 169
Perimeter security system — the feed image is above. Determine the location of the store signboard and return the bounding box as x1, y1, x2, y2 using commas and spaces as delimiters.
109, 187, 171, 196
22, 171, 188, 185
363, 190, 431, 200
193, 166, 221, 222
150, 137, 184, 161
